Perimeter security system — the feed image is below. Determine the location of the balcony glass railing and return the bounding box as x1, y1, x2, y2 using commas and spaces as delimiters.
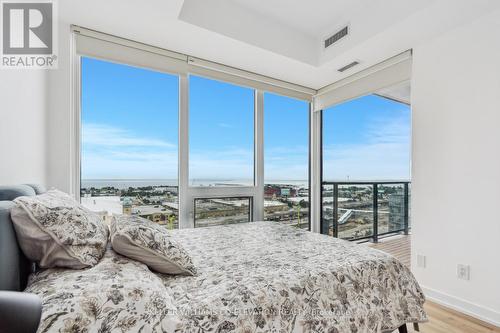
321, 181, 410, 242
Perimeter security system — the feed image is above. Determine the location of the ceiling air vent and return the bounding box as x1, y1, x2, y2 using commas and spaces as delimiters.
337, 61, 360, 72
324, 26, 349, 49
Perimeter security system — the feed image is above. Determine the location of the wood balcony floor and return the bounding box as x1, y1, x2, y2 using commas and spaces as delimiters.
367, 234, 411, 268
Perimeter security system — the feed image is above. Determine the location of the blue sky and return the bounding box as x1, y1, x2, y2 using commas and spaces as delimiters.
81, 57, 179, 180
264, 92, 309, 181
189, 76, 254, 183
81, 57, 410, 182
323, 95, 411, 181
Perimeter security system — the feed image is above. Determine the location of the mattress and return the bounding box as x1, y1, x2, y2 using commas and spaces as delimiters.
26, 221, 427, 332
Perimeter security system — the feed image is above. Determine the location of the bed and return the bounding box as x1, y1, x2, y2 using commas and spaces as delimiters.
1, 185, 427, 332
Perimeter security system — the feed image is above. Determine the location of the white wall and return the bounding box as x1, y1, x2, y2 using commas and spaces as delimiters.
411, 8, 500, 326
46, 21, 73, 193
0, 70, 47, 186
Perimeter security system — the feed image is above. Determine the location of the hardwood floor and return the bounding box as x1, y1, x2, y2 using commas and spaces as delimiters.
405, 301, 500, 333
364, 236, 500, 333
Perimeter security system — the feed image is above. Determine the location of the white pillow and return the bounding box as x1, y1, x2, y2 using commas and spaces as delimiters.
11, 189, 109, 269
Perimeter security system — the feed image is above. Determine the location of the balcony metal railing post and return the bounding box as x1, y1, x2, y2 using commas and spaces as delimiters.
403, 183, 409, 235
333, 183, 339, 238
372, 184, 378, 243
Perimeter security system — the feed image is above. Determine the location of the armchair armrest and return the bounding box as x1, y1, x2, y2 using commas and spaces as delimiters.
0, 291, 41, 333
0, 185, 36, 201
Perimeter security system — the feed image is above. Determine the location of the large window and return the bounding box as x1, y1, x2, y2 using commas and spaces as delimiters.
80, 57, 179, 228
189, 75, 254, 187
322, 90, 411, 240
76, 31, 314, 230
264, 93, 309, 228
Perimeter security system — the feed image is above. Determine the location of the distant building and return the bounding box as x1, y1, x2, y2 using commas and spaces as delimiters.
122, 197, 133, 215
264, 200, 288, 211
81, 196, 123, 225
162, 202, 179, 213
132, 205, 171, 224
264, 185, 281, 198
264, 185, 298, 199
298, 188, 309, 197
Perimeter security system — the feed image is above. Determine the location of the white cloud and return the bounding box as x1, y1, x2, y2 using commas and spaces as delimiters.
189, 148, 253, 181
264, 145, 308, 180
82, 149, 178, 179
82, 115, 410, 182
323, 116, 411, 181
82, 123, 176, 148
81, 123, 178, 179
189, 145, 310, 181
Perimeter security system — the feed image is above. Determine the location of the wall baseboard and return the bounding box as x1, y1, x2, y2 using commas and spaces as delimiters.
422, 286, 500, 328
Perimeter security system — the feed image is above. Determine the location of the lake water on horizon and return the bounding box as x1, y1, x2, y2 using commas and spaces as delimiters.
81, 179, 309, 189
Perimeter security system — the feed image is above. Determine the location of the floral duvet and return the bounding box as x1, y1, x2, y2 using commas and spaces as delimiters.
26, 222, 427, 333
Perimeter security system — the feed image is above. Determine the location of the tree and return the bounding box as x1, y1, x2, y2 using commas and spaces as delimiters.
167, 214, 176, 230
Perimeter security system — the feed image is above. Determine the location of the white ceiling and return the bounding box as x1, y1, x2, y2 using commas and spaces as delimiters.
231, 0, 368, 38
179, 0, 436, 66
58, 0, 500, 89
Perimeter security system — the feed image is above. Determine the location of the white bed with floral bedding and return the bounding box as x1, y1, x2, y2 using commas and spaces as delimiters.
26, 221, 427, 333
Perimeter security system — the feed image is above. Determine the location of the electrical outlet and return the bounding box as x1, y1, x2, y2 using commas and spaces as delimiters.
417, 254, 426, 268
457, 264, 470, 280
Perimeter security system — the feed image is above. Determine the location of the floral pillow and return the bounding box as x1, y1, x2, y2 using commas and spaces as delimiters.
110, 215, 196, 276
11, 189, 109, 269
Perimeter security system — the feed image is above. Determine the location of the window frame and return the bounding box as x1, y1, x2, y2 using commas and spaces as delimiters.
77, 55, 182, 227
72, 27, 411, 234
180, 81, 263, 228
71, 28, 312, 229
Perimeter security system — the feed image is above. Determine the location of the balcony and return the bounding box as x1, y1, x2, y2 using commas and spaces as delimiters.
321, 181, 410, 243
368, 235, 411, 268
